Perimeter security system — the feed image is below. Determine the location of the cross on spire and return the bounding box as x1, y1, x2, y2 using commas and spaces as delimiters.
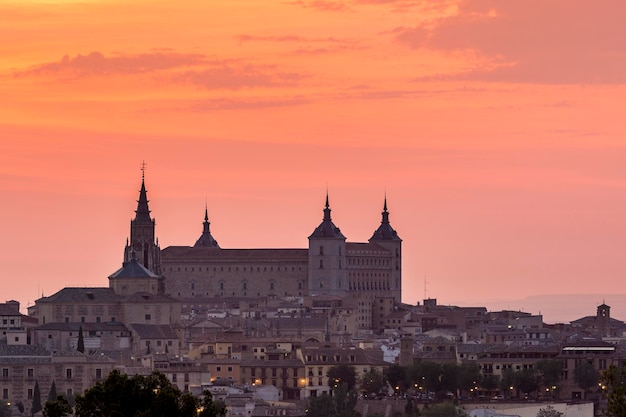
140, 160, 147, 181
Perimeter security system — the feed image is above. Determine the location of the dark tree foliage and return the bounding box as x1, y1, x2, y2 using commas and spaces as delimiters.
43, 395, 72, 417
74, 370, 225, 417
306, 393, 335, 417
601, 360, 626, 417
77, 326, 85, 353
409, 362, 444, 393
47, 380, 57, 403
536, 359, 563, 391
440, 363, 460, 393
480, 374, 500, 392
32, 380, 43, 417
333, 382, 358, 417
499, 369, 515, 394
360, 368, 385, 396
573, 361, 599, 399
386, 364, 408, 392
327, 364, 357, 391
515, 369, 539, 396
457, 364, 482, 394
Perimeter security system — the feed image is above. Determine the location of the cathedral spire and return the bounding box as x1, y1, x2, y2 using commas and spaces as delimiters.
134, 161, 151, 222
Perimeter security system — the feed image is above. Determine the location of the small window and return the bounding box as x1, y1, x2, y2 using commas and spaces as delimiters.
66, 369, 72, 379
145, 314, 151, 321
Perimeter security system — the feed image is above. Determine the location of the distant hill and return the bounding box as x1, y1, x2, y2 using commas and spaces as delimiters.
447, 294, 626, 324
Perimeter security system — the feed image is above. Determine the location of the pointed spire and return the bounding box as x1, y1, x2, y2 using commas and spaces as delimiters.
381, 195, 390, 224
194, 203, 219, 248
369, 195, 401, 241
323, 191, 332, 221
309, 191, 345, 239
134, 162, 152, 222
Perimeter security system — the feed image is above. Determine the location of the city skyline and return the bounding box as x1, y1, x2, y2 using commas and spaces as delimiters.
2, 1, 626, 322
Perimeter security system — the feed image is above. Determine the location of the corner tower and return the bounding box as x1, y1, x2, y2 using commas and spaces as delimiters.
369, 197, 402, 303
124, 166, 162, 275
194, 206, 220, 248
308, 194, 347, 297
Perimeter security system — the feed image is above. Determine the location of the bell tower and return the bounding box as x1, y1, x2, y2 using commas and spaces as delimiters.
123, 162, 162, 275
308, 193, 347, 297
369, 196, 402, 303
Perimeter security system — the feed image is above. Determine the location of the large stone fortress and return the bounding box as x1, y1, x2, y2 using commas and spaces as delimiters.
123, 175, 402, 307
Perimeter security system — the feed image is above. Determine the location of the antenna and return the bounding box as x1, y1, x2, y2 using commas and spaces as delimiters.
424, 272, 428, 300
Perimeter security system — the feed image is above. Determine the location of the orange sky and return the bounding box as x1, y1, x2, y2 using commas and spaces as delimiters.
2, 0, 626, 322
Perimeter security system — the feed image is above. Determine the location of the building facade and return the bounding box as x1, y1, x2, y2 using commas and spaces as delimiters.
127, 177, 403, 309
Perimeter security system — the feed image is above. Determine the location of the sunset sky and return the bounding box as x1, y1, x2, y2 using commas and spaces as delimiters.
2, 0, 626, 322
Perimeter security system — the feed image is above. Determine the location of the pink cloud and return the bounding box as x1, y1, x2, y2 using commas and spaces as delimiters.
176, 61, 308, 90
393, 0, 626, 84
14, 51, 207, 78
284, 1, 351, 12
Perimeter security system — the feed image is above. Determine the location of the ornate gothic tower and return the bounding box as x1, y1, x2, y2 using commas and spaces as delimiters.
124, 168, 162, 275
308, 194, 347, 297
369, 197, 402, 303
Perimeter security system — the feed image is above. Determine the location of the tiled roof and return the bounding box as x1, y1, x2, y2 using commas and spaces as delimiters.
0, 304, 21, 316
162, 247, 308, 260
130, 323, 178, 339
36, 287, 121, 303
108, 258, 159, 279
0, 343, 50, 357
346, 242, 390, 254
121, 292, 180, 303
34, 322, 129, 332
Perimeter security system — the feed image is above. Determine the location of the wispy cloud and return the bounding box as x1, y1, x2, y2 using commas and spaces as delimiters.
284, 1, 351, 12
14, 51, 206, 78
176, 61, 308, 90
393, 0, 626, 84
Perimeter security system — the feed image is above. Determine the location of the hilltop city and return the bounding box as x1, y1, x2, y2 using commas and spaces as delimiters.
0, 173, 623, 417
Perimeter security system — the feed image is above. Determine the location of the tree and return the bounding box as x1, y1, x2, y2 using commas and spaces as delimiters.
77, 326, 85, 353
536, 360, 563, 395
333, 382, 358, 417
515, 369, 539, 396
74, 369, 225, 417
43, 396, 72, 417
306, 393, 335, 417
32, 381, 42, 416
480, 374, 500, 394
327, 364, 357, 391
47, 381, 57, 403
573, 361, 599, 399
458, 364, 482, 396
536, 405, 563, 417
600, 360, 626, 417
360, 368, 385, 396
387, 364, 408, 393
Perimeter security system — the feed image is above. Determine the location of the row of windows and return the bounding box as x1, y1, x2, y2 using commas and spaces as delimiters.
348, 272, 390, 278
2, 367, 104, 380
348, 258, 390, 267
349, 281, 391, 291
190, 281, 304, 291
170, 265, 304, 273
65, 316, 116, 323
